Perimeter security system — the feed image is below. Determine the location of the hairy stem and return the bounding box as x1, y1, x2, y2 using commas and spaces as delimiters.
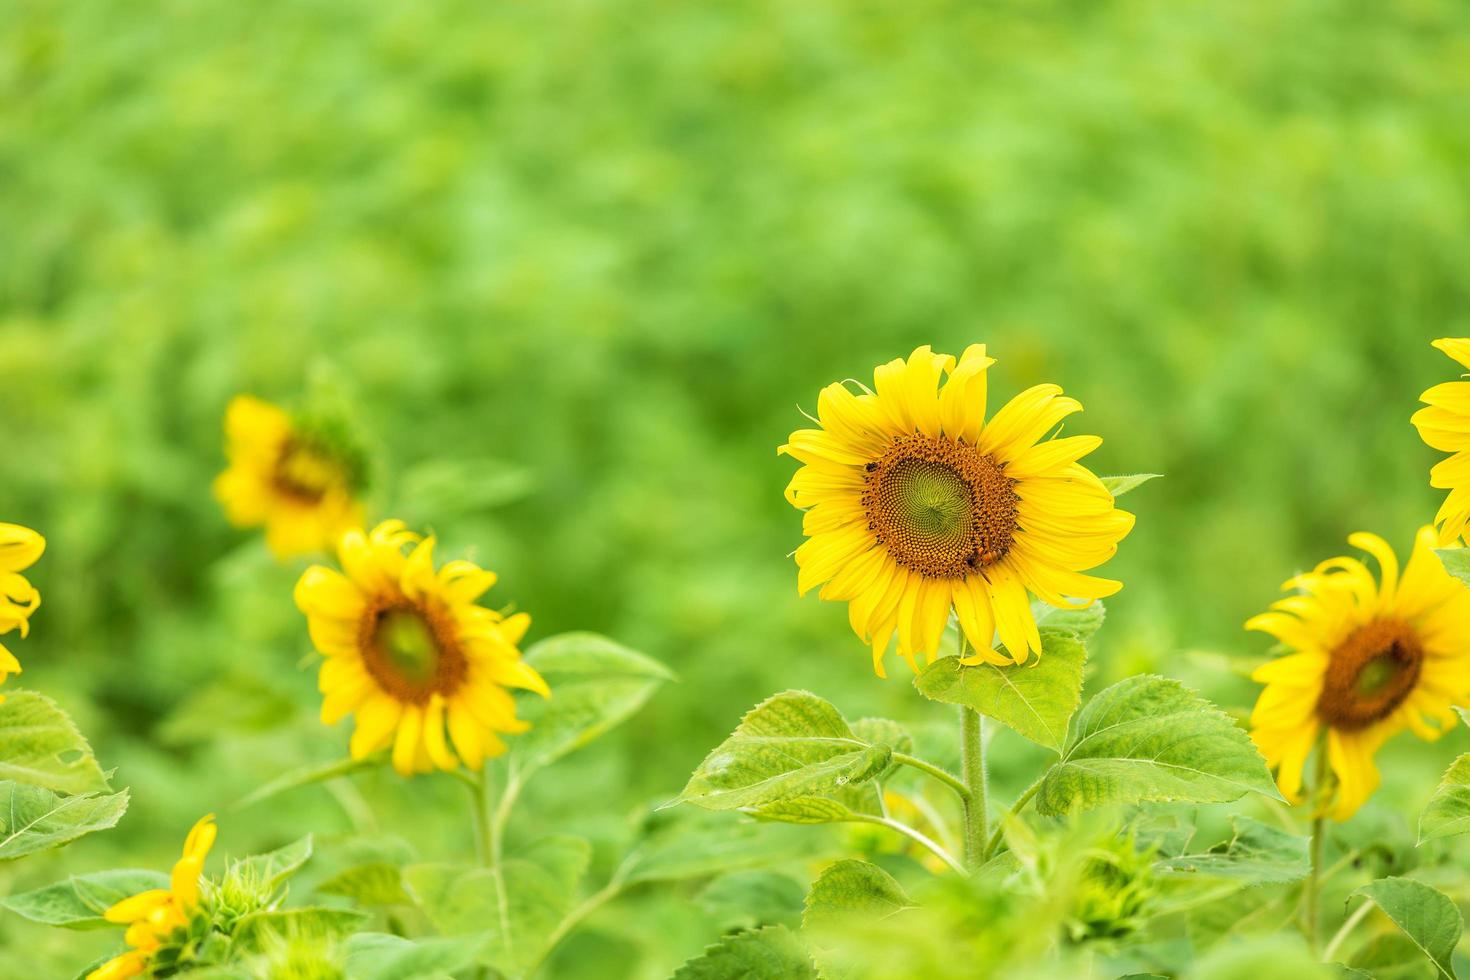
960, 705, 988, 869
892, 752, 970, 803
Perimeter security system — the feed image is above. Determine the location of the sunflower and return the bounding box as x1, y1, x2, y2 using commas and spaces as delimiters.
778, 345, 1134, 675
1247, 527, 1470, 820
294, 520, 548, 776
213, 395, 367, 559
1412, 338, 1470, 545
88, 814, 217, 980
0, 522, 44, 701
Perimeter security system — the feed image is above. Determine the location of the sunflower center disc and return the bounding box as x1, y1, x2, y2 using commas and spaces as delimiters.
862, 434, 1019, 579
1317, 617, 1423, 730
273, 439, 337, 504
360, 601, 468, 703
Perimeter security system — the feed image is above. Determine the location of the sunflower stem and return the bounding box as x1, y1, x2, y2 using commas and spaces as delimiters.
1302, 742, 1330, 952
892, 752, 970, 803
853, 814, 968, 876
960, 705, 988, 870
1322, 895, 1375, 963
464, 769, 494, 868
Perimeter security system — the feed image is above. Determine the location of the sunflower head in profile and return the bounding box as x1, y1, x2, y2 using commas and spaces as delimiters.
88, 814, 217, 980
779, 345, 1134, 675
1248, 527, 1470, 820
0, 522, 45, 702
213, 395, 368, 559
1413, 338, 1470, 545
295, 520, 548, 777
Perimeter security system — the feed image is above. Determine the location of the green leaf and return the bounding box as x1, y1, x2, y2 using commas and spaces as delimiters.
317, 862, 411, 906
671, 924, 818, 980
510, 633, 673, 780
231, 835, 313, 889
697, 871, 804, 932
1436, 548, 1470, 588
230, 907, 369, 950
746, 796, 874, 825
1348, 932, 1437, 980
1420, 754, 1470, 844
1033, 599, 1107, 642
914, 627, 1086, 751
674, 691, 888, 813
802, 859, 914, 930
1100, 473, 1162, 497
621, 810, 823, 884
0, 782, 129, 860
1185, 934, 1335, 979
849, 717, 912, 781
235, 755, 380, 810
1036, 675, 1280, 816
1352, 877, 1463, 979
342, 933, 486, 980
1, 869, 168, 928
0, 691, 111, 795
1157, 816, 1309, 884
403, 836, 590, 976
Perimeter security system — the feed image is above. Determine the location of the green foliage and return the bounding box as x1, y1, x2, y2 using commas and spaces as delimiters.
801, 860, 913, 930
231, 835, 314, 891
1099, 474, 1163, 498
1157, 816, 1309, 884
0, 781, 129, 861
914, 626, 1086, 751
234, 756, 381, 810
404, 836, 592, 977
1420, 755, 1470, 844
1352, 878, 1463, 980
341, 933, 485, 980
696, 871, 805, 932
0, 692, 112, 795
670, 925, 818, 980
620, 810, 822, 885
315, 862, 411, 906
1036, 675, 1280, 816
1435, 549, 1470, 588
510, 632, 674, 780
230, 908, 368, 951
1, 869, 168, 929
674, 691, 888, 815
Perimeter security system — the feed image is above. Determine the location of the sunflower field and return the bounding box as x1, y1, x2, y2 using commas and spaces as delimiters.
6, 1, 1470, 978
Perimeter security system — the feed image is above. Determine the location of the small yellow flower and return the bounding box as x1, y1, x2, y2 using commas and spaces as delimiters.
779, 345, 1134, 675
88, 814, 217, 980
0, 522, 44, 702
213, 395, 366, 559
1413, 339, 1470, 545
1248, 528, 1470, 820
295, 520, 548, 777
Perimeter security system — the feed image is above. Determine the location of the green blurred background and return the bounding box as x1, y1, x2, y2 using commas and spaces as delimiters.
4, 0, 1470, 974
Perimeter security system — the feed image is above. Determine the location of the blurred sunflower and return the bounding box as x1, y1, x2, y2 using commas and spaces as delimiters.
89, 814, 216, 980
0, 522, 44, 701
213, 395, 367, 558
1412, 338, 1470, 544
1248, 528, 1470, 820
779, 344, 1134, 674
295, 520, 548, 776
